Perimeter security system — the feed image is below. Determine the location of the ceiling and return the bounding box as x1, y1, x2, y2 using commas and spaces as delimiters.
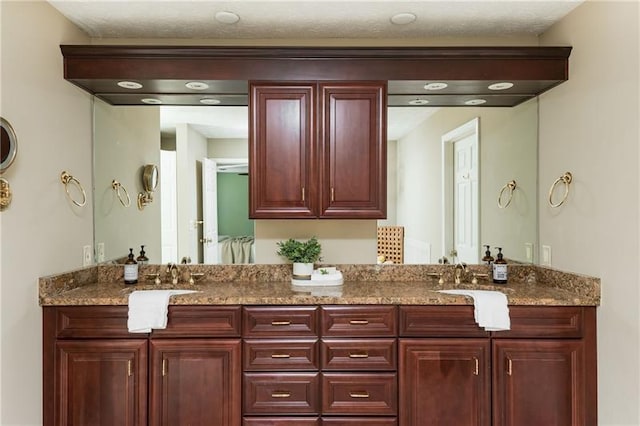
48, 0, 582, 39
53, 0, 580, 140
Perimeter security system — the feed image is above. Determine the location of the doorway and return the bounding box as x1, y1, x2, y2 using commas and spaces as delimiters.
442, 118, 479, 264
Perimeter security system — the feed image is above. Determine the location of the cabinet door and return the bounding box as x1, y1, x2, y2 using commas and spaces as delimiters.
399, 339, 490, 426
493, 340, 585, 426
250, 83, 317, 218
55, 339, 147, 426
150, 339, 241, 426
319, 82, 386, 218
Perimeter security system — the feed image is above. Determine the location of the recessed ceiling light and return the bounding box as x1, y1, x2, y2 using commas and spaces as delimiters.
117, 81, 142, 90
215, 11, 240, 24
465, 99, 487, 106
200, 98, 221, 105
186, 81, 210, 90
409, 99, 429, 105
424, 82, 448, 91
488, 82, 514, 91
390, 13, 416, 25
141, 98, 162, 105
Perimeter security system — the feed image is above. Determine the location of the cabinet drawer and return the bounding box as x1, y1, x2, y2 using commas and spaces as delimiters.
50, 306, 131, 338
321, 306, 397, 337
399, 305, 488, 338
244, 339, 319, 370
151, 305, 241, 337
321, 373, 397, 415
243, 373, 320, 414
244, 306, 319, 337
322, 418, 397, 425
493, 306, 584, 338
321, 339, 397, 371
243, 417, 320, 425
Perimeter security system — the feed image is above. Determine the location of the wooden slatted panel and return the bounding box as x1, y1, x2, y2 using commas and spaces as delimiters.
377, 226, 404, 264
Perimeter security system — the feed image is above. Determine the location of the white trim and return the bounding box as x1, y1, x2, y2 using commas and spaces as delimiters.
441, 117, 480, 262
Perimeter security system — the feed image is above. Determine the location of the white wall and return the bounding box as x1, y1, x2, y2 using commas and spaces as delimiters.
0, 2, 91, 424
539, 1, 640, 424
94, 101, 162, 262
207, 137, 248, 159
395, 102, 538, 263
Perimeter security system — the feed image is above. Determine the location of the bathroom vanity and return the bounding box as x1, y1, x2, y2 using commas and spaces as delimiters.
40, 264, 599, 426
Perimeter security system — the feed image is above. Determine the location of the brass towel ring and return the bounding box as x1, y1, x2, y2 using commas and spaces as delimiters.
60, 171, 86, 207
548, 172, 573, 208
497, 180, 517, 209
111, 179, 131, 207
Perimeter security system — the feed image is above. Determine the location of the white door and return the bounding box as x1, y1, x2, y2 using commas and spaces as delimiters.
453, 135, 479, 263
160, 150, 178, 263
202, 158, 219, 264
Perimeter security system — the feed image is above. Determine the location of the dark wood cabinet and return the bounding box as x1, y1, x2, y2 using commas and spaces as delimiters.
149, 339, 241, 425
54, 339, 148, 426
249, 81, 386, 219
399, 339, 490, 426
492, 340, 586, 426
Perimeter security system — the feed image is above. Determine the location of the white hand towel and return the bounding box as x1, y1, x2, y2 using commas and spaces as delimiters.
127, 290, 197, 333
438, 289, 511, 331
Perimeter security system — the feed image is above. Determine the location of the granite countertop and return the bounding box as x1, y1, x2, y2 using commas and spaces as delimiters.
39, 264, 601, 307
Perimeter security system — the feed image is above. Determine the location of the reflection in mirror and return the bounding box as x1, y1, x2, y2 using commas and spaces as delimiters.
93, 97, 537, 265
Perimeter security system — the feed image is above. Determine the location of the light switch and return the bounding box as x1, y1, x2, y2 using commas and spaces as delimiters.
83, 245, 93, 266
542, 245, 552, 266
525, 243, 534, 263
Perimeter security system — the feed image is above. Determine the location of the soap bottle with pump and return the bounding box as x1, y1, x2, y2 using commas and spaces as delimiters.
136, 245, 149, 266
492, 247, 508, 284
124, 248, 138, 285
482, 245, 494, 265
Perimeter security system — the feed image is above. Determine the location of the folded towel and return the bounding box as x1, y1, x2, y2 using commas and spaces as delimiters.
438, 289, 511, 331
128, 290, 197, 333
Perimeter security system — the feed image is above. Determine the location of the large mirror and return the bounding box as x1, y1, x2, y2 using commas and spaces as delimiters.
93, 96, 537, 265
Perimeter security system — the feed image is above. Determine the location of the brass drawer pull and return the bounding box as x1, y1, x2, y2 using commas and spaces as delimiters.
349, 391, 370, 399
271, 320, 291, 326
349, 352, 369, 359
473, 357, 479, 376
271, 391, 291, 398
271, 353, 291, 359
349, 319, 369, 325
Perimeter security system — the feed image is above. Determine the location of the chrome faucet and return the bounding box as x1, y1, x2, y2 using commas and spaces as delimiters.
167, 263, 179, 285
454, 262, 468, 284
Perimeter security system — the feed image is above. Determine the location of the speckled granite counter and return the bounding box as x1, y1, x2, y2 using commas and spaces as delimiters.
39, 264, 600, 307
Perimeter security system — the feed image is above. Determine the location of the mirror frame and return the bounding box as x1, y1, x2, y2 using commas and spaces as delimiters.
0, 117, 18, 172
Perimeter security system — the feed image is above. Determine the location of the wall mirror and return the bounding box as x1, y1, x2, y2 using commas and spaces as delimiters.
93, 98, 537, 265
0, 117, 18, 172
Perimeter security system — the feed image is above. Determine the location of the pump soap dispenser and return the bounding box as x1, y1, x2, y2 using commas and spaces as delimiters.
137, 245, 149, 265
492, 247, 507, 284
482, 245, 494, 265
124, 248, 139, 285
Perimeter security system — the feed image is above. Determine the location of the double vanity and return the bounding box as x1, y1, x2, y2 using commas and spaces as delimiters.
41, 263, 599, 425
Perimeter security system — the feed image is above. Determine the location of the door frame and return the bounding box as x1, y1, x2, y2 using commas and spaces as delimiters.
441, 117, 480, 263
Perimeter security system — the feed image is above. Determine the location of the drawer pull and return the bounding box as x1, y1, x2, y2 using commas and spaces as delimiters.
349, 319, 369, 325
507, 358, 513, 376
271, 320, 291, 326
473, 357, 479, 376
349, 352, 369, 359
349, 391, 370, 399
271, 391, 292, 398
271, 353, 291, 359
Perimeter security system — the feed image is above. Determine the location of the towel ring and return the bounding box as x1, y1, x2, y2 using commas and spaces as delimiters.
111, 179, 131, 207
60, 171, 86, 207
497, 180, 517, 209
548, 172, 573, 208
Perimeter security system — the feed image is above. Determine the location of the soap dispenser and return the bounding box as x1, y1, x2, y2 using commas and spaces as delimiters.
124, 248, 138, 285
492, 247, 507, 284
482, 245, 494, 265
136, 245, 149, 265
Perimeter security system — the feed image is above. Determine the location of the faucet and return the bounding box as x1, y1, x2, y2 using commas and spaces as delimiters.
454, 262, 468, 284
167, 263, 179, 285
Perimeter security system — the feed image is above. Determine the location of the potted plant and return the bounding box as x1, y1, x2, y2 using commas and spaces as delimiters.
276, 236, 322, 280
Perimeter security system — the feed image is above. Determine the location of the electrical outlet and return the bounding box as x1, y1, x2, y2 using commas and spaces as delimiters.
524, 243, 534, 263
542, 245, 552, 266
97, 243, 105, 263
83, 245, 93, 266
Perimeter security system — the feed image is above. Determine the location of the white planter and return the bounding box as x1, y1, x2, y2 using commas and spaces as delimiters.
292, 262, 314, 280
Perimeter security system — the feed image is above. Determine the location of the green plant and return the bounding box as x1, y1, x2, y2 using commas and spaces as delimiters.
276, 236, 322, 264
